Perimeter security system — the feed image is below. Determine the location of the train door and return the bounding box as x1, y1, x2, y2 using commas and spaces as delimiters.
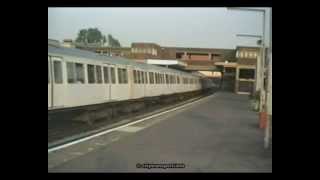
50, 56, 65, 108
102, 64, 111, 101
143, 71, 148, 97
127, 66, 134, 99
109, 64, 116, 101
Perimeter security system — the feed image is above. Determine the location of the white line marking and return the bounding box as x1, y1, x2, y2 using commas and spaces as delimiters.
116, 126, 144, 133
48, 93, 216, 154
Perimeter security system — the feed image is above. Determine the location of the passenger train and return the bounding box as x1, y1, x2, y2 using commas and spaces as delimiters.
48, 43, 203, 111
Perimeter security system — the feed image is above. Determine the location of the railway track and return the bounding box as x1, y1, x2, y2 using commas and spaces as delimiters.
48, 89, 217, 152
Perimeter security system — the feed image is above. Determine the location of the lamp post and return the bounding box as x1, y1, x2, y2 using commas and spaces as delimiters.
228, 7, 272, 149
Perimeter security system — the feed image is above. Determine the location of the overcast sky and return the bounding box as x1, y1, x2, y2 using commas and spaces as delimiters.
48, 8, 271, 49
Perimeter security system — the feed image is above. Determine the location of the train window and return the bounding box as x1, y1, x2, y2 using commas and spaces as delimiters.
144, 72, 148, 84
155, 73, 158, 84
156, 73, 158, 84
67, 62, 75, 83
103, 67, 109, 83
87, 64, 95, 84
96, 66, 102, 84
123, 69, 128, 84
133, 70, 137, 83
67, 62, 85, 84
137, 71, 141, 84
110, 67, 116, 84
141, 71, 144, 84
53, 61, 63, 84
149, 72, 154, 84
76, 63, 85, 83
117, 68, 123, 84
118, 68, 127, 84
165, 74, 169, 84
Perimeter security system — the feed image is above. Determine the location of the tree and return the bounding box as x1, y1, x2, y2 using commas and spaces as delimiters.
76, 29, 88, 44
75, 28, 121, 47
108, 34, 121, 47
75, 28, 106, 45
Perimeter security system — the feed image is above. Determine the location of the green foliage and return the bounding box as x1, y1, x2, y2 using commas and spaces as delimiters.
75, 28, 121, 47
76, 28, 107, 45
108, 34, 121, 47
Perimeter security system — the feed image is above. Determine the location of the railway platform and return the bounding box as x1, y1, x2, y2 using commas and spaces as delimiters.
48, 92, 272, 172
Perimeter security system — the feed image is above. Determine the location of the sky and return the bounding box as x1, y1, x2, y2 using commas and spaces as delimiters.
48, 8, 271, 49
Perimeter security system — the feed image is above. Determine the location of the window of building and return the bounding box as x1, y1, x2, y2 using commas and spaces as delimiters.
96, 65, 102, 84
110, 67, 116, 84
87, 64, 95, 84
103, 67, 109, 83
249, 52, 253, 58
177, 76, 180, 84
240, 51, 244, 58
239, 69, 255, 79
53, 61, 63, 84
244, 51, 248, 58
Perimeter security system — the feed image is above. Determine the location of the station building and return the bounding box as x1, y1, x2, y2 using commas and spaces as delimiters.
61, 39, 261, 95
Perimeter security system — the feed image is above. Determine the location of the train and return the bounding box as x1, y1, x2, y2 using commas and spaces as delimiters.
48, 43, 206, 112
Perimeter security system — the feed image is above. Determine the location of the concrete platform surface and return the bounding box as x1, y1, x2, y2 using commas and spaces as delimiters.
48, 92, 272, 172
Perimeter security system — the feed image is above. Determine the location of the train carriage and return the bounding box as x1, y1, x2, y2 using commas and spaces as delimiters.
48, 44, 203, 111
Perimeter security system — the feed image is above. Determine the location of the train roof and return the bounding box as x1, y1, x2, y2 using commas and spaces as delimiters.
48, 45, 198, 77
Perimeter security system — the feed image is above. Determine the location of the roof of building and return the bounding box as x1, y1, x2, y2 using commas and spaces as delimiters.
48, 44, 197, 77
131, 42, 161, 48
236, 46, 260, 50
